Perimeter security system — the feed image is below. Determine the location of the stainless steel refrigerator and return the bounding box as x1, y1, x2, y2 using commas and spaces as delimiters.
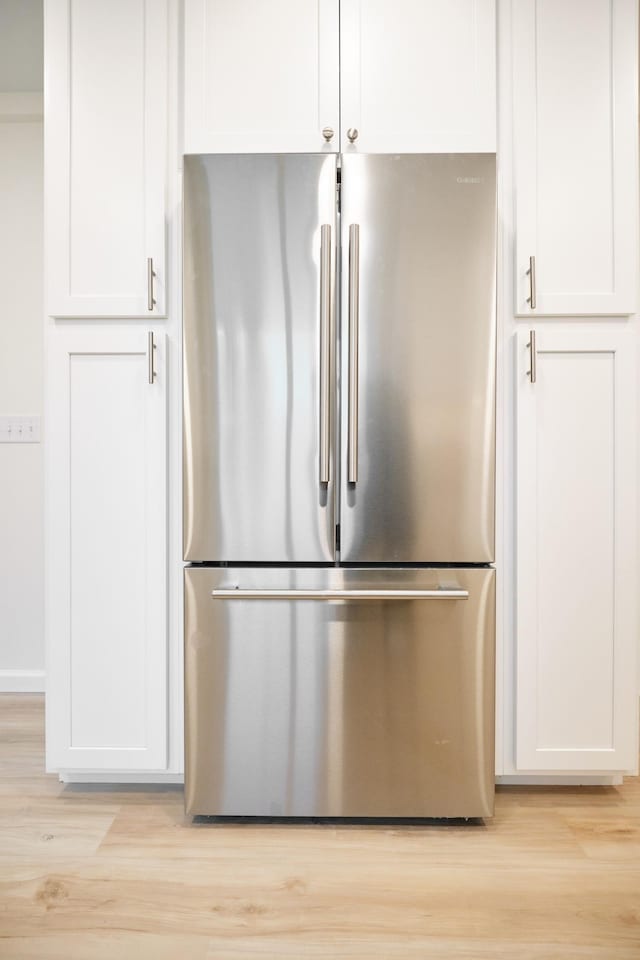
183, 153, 496, 818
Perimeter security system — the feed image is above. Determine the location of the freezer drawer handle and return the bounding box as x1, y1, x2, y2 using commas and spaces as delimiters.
348, 224, 360, 483
211, 588, 469, 601
320, 223, 332, 484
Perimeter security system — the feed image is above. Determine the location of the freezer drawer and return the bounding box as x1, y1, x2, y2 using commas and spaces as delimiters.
185, 567, 495, 818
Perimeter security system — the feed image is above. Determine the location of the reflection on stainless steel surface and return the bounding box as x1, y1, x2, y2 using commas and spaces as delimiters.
183, 154, 337, 562
340, 155, 496, 563
185, 566, 495, 818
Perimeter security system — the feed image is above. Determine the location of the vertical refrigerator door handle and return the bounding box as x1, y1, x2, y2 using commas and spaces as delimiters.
320, 224, 332, 484
348, 224, 360, 483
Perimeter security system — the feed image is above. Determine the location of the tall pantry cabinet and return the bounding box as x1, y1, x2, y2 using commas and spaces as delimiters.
43, 0, 639, 782
44, 0, 172, 773
510, 0, 639, 776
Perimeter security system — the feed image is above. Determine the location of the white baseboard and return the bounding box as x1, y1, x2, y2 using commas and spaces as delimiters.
59, 771, 184, 785
0, 669, 45, 693
496, 774, 623, 786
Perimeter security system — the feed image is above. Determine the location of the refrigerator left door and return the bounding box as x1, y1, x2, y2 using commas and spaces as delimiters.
183, 154, 338, 562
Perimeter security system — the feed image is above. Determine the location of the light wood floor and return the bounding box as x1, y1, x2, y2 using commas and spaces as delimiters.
1, 695, 639, 959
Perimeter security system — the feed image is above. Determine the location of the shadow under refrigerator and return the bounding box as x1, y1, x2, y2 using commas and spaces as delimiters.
183, 153, 496, 818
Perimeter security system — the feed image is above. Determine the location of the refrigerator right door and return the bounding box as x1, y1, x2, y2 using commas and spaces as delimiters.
340, 155, 496, 564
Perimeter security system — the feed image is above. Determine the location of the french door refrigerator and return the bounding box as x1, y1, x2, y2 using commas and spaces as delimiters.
183, 153, 496, 818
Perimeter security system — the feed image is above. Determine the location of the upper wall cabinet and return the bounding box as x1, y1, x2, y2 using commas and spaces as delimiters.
513, 0, 638, 316
340, 0, 496, 153
45, 0, 168, 318
183, 0, 496, 154
183, 0, 340, 153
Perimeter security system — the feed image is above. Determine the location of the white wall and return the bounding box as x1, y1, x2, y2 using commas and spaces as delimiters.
0, 107, 44, 689
0, 1, 44, 690
0, 0, 43, 92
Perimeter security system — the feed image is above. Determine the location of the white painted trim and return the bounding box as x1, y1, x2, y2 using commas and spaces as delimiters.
60, 771, 183, 784
0, 92, 44, 122
0, 670, 45, 692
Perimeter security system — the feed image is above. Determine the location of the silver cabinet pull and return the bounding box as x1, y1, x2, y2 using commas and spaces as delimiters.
347, 128, 359, 143
147, 257, 156, 311
322, 127, 334, 141
211, 588, 469, 601
348, 224, 360, 484
526, 255, 536, 309
319, 224, 332, 484
148, 331, 156, 384
527, 329, 536, 383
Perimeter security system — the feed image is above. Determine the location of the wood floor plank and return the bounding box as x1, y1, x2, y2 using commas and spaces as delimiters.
1, 694, 639, 959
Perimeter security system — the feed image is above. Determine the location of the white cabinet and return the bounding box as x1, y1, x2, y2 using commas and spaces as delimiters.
513, 0, 638, 316
45, 0, 168, 318
340, 0, 496, 152
515, 327, 637, 772
183, 0, 340, 153
46, 329, 167, 771
183, 0, 495, 154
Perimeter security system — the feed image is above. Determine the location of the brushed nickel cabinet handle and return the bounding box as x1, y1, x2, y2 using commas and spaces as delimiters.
322, 127, 334, 141
148, 331, 156, 384
527, 330, 537, 383
147, 257, 156, 311
211, 588, 470, 601
526, 255, 536, 309
319, 223, 332, 484
347, 128, 359, 143
348, 224, 360, 483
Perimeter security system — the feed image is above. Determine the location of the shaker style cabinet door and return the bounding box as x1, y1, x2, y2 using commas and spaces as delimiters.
183, 0, 339, 152
513, 0, 638, 315
46, 330, 167, 771
340, 0, 496, 153
515, 328, 637, 772
45, 0, 167, 317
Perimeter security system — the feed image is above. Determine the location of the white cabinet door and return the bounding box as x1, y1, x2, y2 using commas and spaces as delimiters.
46, 330, 167, 771
183, 0, 339, 153
515, 327, 637, 771
45, 0, 167, 317
340, 0, 496, 153
513, 0, 638, 316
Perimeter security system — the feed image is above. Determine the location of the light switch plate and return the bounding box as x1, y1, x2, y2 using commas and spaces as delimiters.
0, 416, 41, 443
